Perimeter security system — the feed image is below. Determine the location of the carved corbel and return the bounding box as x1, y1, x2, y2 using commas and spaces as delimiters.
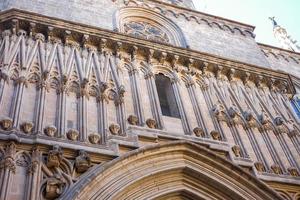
66, 129, 79, 141
159, 52, 167, 65
146, 49, 155, 64
193, 127, 205, 137
21, 121, 34, 134
113, 41, 123, 59
11, 19, 19, 35
131, 46, 138, 61
288, 167, 299, 177
44, 125, 57, 137
232, 145, 241, 157
75, 150, 91, 173
254, 161, 265, 172
210, 130, 222, 141
44, 174, 66, 200
214, 65, 223, 80
88, 133, 101, 144
146, 118, 157, 129
46, 145, 63, 168
242, 72, 251, 86
0, 117, 13, 131
65, 30, 80, 49
255, 75, 264, 89
271, 164, 282, 175
29, 22, 37, 38
99, 38, 108, 54
201, 62, 209, 77
109, 123, 121, 135
127, 115, 139, 126
227, 68, 236, 82
171, 55, 181, 72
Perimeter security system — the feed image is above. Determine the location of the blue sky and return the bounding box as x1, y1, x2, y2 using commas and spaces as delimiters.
193, 0, 300, 47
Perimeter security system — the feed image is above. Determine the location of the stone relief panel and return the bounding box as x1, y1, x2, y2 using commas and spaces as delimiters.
124, 21, 170, 44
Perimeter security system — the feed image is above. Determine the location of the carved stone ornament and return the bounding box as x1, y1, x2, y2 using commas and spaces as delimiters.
146, 118, 157, 129
193, 127, 205, 137
47, 145, 63, 168
232, 145, 241, 157
124, 21, 170, 44
45, 174, 65, 200
88, 133, 101, 144
0, 142, 16, 173
0, 117, 13, 130
44, 126, 57, 137
244, 110, 258, 129
127, 115, 139, 126
28, 147, 40, 174
254, 161, 265, 172
210, 130, 222, 141
212, 102, 227, 122
75, 150, 91, 173
66, 129, 79, 141
288, 167, 299, 177
109, 123, 120, 135
21, 121, 34, 134
271, 164, 282, 175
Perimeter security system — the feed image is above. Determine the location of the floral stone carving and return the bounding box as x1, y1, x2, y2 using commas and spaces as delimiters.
88, 133, 101, 144
44, 126, 57, 137
75, 150, 91, 173
193, 127, 205, 137
109, 123, 120, 135
21, 122, 34, 134
146, 118, 157, 129
66, 129, 79, 141
0, 117, 13, 130
127, 115, 139, 125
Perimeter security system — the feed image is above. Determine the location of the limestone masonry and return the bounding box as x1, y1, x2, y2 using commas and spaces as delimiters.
0, 0, 299, 199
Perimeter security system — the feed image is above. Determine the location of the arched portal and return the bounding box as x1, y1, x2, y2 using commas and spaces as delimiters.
61, 141, 283, 200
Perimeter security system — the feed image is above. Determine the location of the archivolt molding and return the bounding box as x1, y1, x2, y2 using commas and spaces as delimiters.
61, 141, 283, 200
115, 7, 187, 47
117, 0, 255, 38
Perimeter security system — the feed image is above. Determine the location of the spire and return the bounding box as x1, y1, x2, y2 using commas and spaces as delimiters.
269, 17, 300, 53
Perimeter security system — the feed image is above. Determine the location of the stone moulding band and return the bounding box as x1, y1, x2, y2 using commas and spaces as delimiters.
0, 9, 296, 96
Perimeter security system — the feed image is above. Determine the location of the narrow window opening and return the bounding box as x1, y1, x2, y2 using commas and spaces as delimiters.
155, 74, 180, 118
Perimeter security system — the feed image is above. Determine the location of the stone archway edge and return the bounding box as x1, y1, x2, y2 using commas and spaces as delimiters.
60, 140, 283, 200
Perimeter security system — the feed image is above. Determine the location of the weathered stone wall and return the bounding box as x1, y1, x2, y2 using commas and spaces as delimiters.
0, 0, 271, 68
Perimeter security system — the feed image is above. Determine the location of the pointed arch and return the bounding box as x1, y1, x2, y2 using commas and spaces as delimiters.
115, 7, 187, 47
62, 141, 283, 200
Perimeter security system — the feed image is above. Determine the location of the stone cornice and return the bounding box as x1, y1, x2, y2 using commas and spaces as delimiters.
122, 0, 255, 37
0, 9, 295, 95
259, 43, 300, 64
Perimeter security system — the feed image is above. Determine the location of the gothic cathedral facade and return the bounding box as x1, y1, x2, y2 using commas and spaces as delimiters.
0, 0, 299, 199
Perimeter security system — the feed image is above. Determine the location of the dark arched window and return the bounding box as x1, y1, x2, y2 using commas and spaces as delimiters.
155, 74, 180, 118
